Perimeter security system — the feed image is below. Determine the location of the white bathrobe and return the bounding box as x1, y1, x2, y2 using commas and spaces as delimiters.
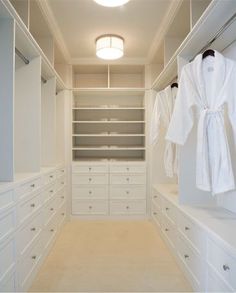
150, 86, 178, 177
166, 51, 236, 194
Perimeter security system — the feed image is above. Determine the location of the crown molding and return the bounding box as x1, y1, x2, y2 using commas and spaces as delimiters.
70, 57, 148, 65
147, 0, 183, 63
36, 0, 71, 62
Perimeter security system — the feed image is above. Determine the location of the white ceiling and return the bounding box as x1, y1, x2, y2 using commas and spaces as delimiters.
46, 0, 173, 62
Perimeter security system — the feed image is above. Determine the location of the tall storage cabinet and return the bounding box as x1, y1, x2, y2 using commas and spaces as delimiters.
71, 65, 147, 217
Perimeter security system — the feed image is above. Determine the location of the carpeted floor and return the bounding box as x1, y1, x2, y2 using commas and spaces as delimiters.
29, 220, 192, 292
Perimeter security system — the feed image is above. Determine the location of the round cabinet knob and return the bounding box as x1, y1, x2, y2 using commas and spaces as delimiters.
62, 213, 65, 216
61, 182, 64, 185
165, 228, 169, 232
50, 175, 53, 178
165, 207, 169, 211
89, 178, 92, 182
30, 203, 35, 208
50, 190, 53, 193
89, 191, 92, 195
185, 226, 190, 231
32, 255, 37, 260
223, 264, 230, 271
89, 167, 92, 171
50, 208, 54, 211
126, 167, 130, 171
126, 206, 130, 209
30, 184, 35, 188
126, 191, 130, 195
61, 196, 65, 199
153, 212, 157, 215
50, 229, 54, 232
126, 178, 130, 182
184, 254, 189, 259
153, 195, 157, 199
89, 206, 92, 209
31, 227, 36, 231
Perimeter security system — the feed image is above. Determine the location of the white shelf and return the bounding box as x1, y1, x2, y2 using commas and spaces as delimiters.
72, 121, 146, 124
72, 107, 145, 110
72, 134, 145, 137
73, 147, 145, 150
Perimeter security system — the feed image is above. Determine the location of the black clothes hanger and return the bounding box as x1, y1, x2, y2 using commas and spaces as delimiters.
202, 49, 215, 59
171, 82, 178, 88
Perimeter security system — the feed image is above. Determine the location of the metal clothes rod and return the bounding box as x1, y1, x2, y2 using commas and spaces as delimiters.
15, 47, 47, 84
191, 11, 236, 61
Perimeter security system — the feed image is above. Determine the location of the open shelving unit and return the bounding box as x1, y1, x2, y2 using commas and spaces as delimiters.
72, 91, 146, 161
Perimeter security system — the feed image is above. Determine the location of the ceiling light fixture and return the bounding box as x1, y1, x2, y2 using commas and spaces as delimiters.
94, 0, 130, 8
96, 34, 124, 60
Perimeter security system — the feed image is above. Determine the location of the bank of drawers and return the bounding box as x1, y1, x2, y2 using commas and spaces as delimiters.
0, 166, 67, 292
72, 162, 146, 216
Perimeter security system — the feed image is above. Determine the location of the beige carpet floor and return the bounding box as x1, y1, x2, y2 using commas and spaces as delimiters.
30, 220, 192, 292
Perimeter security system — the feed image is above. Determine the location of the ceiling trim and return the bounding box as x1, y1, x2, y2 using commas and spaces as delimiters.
70, 57, 148, 65
147, 0, 183, 63
36, 0, 71, 62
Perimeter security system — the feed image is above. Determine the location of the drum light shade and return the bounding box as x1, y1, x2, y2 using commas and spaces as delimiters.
96, 35, 124, 60
94, 0, 130, 7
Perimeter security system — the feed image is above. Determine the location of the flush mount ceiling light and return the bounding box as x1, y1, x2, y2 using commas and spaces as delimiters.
96, 34, 124, 60
94, 0, 130, 7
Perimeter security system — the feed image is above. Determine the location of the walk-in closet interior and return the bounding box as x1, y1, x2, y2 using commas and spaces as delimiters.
1, 0, 236, 292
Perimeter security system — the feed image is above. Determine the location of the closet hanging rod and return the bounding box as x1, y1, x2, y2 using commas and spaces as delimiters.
15, 48, 47, 84
190, 11, 236, 61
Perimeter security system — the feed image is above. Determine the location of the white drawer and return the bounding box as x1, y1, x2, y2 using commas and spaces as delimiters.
152, 192, 162, 210
43, 214, 58, 251
18, 192, 42, 225
43, 171, 57, 186
72, 174, 109, 185
0, 270, 17, 292
161, 214, 176, 250
110, 185, 146, 199
19, 240, 43, 290
207, 237, 236, 290
162, 198, 176, 224
56, 175, 66, 191
207, 266, 233, 292
177, 234, 202, 287
72, 199, 108, 215
18, 212, 42, 257
44, 197, 59, 226
57, 189, 66, 208
16, 177, 41, 200
110, 174, 146, 185
152, 201, 162, 227
178, 212, 205, 254
72, 186, 109, 199
0, 208, 15, 243
56, 167, 66, 178
110, 164, 146, 174
58, 203, 66, 228
0, 189, 15, 213
110, 200, 146, 215
43, 183, 56, 203
72, 164, 108, 174
0, 238, 15, 282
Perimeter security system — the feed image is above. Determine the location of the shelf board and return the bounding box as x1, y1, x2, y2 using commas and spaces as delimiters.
72, 107, 145, 110
72, 134, 145, 137
72, 121, 146, 124
73, 158, 146, 162
72, 147, 146, 150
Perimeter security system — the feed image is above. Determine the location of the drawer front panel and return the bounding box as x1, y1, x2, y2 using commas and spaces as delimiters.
43, 171, 57, 186
56, 167, 66, 178
43, 215, 58, 250
72, 164, 108, 174
110, 164, 146, 174
72, 174, 108, 185
57, 189, 66, 208
0, 271, 17, 292
0, 209, 15, 242
110, 200, 146, 215
18, 212, 42, 257
152, 202, 162, 227
44, 197, 59, 226
161, 215, 176, 250
56, 175, 66, 191
110, 185, 146, 199
72, 199, 108, 215
162, 198, 176, 224
19, 193, 42, 224
58, 203, 66, 228
72, 186, 108, 199
152, 192, 162, 210
177, 234, 202, 286
43, 183, 56, 203
0, 189, 14, 213
207, 267, 233, 292
178, 212, 205, 254
17, 177, 41, 199
0, 238, 15, 282
207, 237, 236, 290
20, 240, 42, 289
110, 174, 146, 185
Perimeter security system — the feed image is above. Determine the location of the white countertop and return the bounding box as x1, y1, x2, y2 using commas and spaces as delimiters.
153, 184, 236, 257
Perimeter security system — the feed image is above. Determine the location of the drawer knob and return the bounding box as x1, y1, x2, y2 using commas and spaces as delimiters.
184, 254, 189, 259
89, 178, 92, 182
61, 170, 65, 173
153, 195, 157, 199
61, 182, 64, 185
223, 264, 230, 271
89, 191, 92, 195
126, 167, 130, 171
50, 229, 54, 232
61, 196, 65, 199
50, 208, 54, 211
50, 175, 53, 178
126, 178, 130, 181
32, 255, 37, 260
62, 213, 65, 216
165, 228, 169, 232
89, 206, 92, 209
165, 207, 169, 211
153, 212, 157, 215
126, 206, 130, 209
30, 203, 35, 208
30, 184, 35, 188
50, 190, 53, 193
185, 226, 190, 231
89, 167, 92, 171
126, 191, 130, 195
31, 227, 36, 231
